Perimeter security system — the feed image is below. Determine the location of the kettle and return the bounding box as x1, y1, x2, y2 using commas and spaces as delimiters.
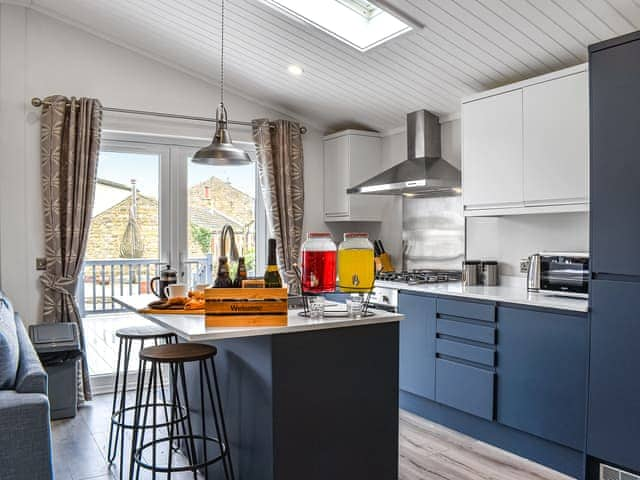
150, 265, 177, 299
527, 254, 541, 291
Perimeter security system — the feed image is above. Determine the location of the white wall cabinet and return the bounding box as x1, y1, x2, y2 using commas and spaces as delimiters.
462, 65, 589, 216
323, 130, 384, 222
462, 89, 523, 208
523, 71, 589, 205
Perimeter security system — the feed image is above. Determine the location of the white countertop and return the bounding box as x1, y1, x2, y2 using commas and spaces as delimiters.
113, 295, 403, 342
375, 281, 589, 313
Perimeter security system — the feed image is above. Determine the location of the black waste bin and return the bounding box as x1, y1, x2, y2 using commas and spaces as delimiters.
29, 323, 82, 420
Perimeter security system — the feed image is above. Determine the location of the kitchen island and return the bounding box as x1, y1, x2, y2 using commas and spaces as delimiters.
114, 295, 403, 480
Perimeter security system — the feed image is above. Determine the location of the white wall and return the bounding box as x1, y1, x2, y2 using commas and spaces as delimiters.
466, 213, 589, 277
0, 5, 325, 325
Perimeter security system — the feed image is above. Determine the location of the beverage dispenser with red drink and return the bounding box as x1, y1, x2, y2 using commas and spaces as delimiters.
301, 233, 337, 293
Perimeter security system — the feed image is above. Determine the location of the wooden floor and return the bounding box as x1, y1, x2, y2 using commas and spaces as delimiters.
51, 394, 573, 480
398, 409, 573, 480
84, 312, 155, 376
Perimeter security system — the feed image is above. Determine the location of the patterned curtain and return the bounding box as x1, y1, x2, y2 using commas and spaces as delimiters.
40, 95, 102, 402
252, 119, 304, 294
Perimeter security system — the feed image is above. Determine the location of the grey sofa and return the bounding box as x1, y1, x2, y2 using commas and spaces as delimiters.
0, 291, 53, 480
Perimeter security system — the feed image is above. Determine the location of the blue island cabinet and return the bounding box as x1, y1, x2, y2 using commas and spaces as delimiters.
398, 292, 436, 400
497, 306, 588, 451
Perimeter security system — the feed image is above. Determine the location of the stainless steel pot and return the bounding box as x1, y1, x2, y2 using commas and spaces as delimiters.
462, 260, 480, 286
481, 261, 499, 286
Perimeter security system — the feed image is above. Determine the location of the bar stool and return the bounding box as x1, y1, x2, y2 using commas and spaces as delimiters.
130, 343, 235, 480
107, 325, 178, 479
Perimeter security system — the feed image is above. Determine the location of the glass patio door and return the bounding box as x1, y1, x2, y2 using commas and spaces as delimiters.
82, 139, 171, 379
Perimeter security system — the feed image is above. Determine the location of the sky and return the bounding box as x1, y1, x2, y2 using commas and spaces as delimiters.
97, 151, 256, 198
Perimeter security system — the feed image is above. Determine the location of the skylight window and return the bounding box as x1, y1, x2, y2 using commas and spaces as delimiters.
263, 0, 414, 52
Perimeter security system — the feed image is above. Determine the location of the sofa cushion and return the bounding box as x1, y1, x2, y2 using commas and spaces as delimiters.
0, 292, 19, 389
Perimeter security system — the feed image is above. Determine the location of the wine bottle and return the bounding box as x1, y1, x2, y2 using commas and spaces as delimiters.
214, 256, 233, 288
263, 239, 283, 288
233, 257, 248, 288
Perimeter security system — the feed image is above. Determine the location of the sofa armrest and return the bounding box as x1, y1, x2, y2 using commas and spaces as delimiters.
0, 390, 53, 480
14, 314, 47, 395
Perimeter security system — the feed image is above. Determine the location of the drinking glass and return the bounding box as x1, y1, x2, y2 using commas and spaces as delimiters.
309, 296, 325, 319
346, 295, 364, 318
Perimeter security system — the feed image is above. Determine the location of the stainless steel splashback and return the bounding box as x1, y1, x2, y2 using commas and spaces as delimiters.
402, 195, 465, 271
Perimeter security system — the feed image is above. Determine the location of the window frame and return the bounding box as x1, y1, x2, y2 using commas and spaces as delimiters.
100, 130, 268, 280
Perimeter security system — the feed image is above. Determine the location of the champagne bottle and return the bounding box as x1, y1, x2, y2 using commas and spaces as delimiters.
233, 257, 248, 288
214, 256, 233, 288
263, 239, 283, 288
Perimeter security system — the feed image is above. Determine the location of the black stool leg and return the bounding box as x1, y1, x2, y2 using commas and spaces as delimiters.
155, 336, 172, 429
135, 358, 156, 480
117, 338, 133, 480
199, 361, 209, 480
107, 336, 124, 464
178, 362, 199, 480
171, 362, 196, 466
129, 357, 147, 480
166, 361, 181, 480
151, 361, 159, 480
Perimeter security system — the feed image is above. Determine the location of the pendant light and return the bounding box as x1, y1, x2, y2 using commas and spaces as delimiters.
193, 0, 251, 165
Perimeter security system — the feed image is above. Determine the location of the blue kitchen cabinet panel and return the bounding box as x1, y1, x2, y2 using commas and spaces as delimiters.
435, 358, 494, 421
436, 298, 495, 323
436, 338, 495, 367
436, 317, 496, 344
590, 36, 640, 276
398, 292, 436, 400
588, 280, 640, 472
496, 306, 588, 450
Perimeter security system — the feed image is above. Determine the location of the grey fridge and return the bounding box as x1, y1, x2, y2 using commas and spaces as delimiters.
587, 30, 640, 479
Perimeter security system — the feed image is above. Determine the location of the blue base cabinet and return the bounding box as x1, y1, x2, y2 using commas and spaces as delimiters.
398, 293, 589, 479
496, 306, 588, 450
398, 292, 436, 400
435, 297, 496, 421
588, 280, 640, 472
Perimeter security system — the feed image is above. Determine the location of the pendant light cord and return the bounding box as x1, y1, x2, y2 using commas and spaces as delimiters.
220, 0, 225, 107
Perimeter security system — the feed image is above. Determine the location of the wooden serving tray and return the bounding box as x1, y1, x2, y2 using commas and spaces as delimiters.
204, 287, 288, 327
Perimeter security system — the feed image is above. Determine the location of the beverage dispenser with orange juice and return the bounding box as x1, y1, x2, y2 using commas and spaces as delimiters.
337, 233, 375, 292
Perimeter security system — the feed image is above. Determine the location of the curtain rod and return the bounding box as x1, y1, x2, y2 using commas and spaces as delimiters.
30, 97, 308, 134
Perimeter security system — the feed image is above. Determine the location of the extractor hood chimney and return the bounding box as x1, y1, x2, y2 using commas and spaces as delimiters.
347, 110, 461, 197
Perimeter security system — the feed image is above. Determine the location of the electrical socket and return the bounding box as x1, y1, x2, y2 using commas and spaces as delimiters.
519, 258, 530, 274
36, 257, 47, 270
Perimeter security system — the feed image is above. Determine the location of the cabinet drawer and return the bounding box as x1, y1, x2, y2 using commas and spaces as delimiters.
436, 317, 496, 344
435, 358, 495, 420
436, 338, 495, 367
437, 298, 495, 323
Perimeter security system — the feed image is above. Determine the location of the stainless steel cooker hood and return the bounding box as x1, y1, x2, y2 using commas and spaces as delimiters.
347, 110, 461, 197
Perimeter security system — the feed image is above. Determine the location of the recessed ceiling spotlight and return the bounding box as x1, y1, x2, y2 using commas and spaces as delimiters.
288, 64, 304, 76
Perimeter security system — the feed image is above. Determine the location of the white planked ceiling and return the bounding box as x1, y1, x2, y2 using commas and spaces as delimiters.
30, 0, 640, 132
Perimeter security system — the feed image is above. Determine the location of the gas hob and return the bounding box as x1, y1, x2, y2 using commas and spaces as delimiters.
370, 270, 462, 311
376, 269, 461, 286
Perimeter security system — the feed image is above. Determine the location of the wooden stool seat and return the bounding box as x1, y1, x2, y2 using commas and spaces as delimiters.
116, 325, 174, 340
140, 343, 217, 363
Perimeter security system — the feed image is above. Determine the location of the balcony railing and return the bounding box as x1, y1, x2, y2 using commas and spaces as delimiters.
78, 256, 212, 315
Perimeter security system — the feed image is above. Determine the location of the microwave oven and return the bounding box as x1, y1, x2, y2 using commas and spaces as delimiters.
527, 252, 589, 299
